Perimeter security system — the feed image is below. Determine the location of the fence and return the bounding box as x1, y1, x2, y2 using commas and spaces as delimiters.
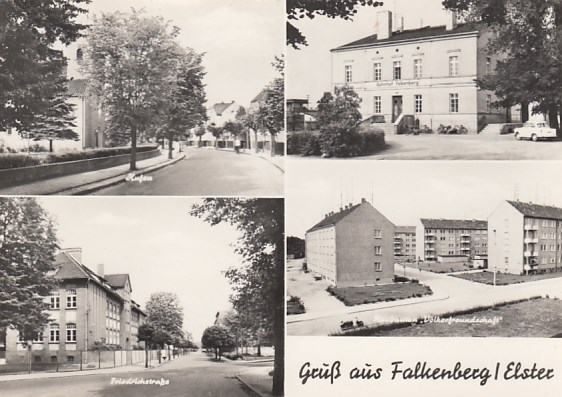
0, 349, 189, 375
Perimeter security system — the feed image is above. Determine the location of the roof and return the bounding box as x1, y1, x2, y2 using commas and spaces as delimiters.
333, 22, 481, 51
66, 79, 88, 96
396, 226, 416, 234
307, 203, 362, 233
251, 89, 267, 106
213, 102, 235, 116
104, 274, 130, 289
420, 219, 487, 230
507, 201, 562, 220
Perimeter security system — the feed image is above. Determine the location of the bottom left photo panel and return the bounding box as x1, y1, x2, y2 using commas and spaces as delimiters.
0, 196, 284, 397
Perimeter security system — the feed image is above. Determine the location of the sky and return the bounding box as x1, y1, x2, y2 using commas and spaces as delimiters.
287, 0, 459, 105
39, 197, 246, 342
286, 161, 562, 238
74, 0, 283, 107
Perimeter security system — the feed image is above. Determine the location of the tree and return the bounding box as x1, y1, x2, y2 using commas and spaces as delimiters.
222, 120, 245, 145
257, 56, 285, 157
145, 292, 184, 363
0, 0, 89, 131
137, 323, 155, 368
443, 0, 562, 134
0, 198, 59, 341
207, 124, 223, 147
287, 0, 384, 49
201, 325, 235, 361
240, 111, 261, 153
190, 199, 284, 396
81, 9, 181, 170
162, 48, 208, 159
193, 125, 207, 147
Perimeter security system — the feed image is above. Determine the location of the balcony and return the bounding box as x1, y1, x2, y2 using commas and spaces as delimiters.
524, 224, 538, 231
461, 247, 471, 251
524, 238, 538, 244
524, 251, 538, 257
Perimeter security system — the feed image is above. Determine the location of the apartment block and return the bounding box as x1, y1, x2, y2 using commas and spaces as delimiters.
394, 226, 416, 261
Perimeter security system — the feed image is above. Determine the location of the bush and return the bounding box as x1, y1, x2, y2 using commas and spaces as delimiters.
46, 145, 158, 164
287, 295, 305, 315
0, 154, 42, 170
319, 123, 386, 158
287, 132, 321, 156
22, 143, 48, 153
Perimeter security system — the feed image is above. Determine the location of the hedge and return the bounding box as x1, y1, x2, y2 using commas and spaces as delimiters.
287, 131, 321, 156
0, 154, 42, 170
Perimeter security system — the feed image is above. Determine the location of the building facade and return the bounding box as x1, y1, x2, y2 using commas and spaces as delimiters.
305, 199, 395, 287
394, 226, 416, 261
488, 201, 562, 275
331, 11, 518, 134
416, 219, 488, 262
5, 248, 146, 364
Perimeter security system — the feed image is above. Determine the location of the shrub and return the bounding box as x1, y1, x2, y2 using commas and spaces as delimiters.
319, 122, 386, 158
287, 295, 306, 315
287, 132, 321, 156
46, 145, 158, 164
0, 154, 42, 170
22, 143, 48, 153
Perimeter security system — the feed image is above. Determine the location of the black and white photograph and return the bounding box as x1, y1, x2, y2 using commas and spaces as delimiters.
286, 161, 562, 337
0, 197, 284, 396
0, 0, 284, 196
287, 0, 562, 160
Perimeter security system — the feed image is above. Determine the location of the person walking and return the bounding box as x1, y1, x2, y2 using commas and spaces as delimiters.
234, 137, 241, 154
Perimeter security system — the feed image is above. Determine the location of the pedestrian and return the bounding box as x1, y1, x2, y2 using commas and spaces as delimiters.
234, 138, 241, 154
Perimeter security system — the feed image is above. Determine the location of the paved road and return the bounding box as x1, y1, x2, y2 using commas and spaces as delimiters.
93, 148, 284, 196
288, 263, 562, 335
1, 351, 269, 397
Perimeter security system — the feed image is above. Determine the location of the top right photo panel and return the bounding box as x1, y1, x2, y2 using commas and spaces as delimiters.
287, 0, 562, 160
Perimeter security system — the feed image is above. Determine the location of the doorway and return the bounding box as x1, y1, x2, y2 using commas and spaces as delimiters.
392, 96, 403, 123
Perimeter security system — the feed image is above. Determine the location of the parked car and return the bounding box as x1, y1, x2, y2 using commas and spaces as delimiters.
514, 121, 557, 141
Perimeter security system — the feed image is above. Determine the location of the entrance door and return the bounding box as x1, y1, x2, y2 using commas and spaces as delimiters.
392, 96, 403, 123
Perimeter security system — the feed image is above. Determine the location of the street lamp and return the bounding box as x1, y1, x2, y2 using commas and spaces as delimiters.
493, 229, 497, 286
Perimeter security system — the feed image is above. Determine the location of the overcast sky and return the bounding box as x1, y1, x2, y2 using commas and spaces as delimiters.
286, 161, 562, 238
78, 0, 283, 107
287, 0, 458, 105
39, 197, 245, 342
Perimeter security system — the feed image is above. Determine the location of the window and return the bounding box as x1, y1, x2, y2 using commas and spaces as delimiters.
345, 65, 352, 83
486, 94, 492, 113
450, 93, 459, 113
415, 95, 423, 113
50, 291, 59, 309
66, 323, 77, 343
486, 57, 492, 75
76, 48, 83, 61
66, 289, 76, 308
393, 61, 401, 80
449, 56, 459, 76
373, 96, 381, 114
373, 63, 382, 81
374, 246, 382, 255
374, 229, 381, 239
414, 59, 422, 78
374, 262, 382, 271
50, 324, 59, 343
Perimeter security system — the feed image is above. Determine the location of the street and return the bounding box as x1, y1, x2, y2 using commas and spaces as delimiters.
287, 260, 562, 335
93, 148, 284, 196
0, 351, 271, 397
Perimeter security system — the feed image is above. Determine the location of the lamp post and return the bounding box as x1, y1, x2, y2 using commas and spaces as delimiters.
493, 229, 497, 286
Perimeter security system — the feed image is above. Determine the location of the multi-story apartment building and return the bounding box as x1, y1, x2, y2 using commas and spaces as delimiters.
331, 10, 518, 133
394, 226, 416, 261
305, 199, 395, 287
5, 248, 146, 364
488, 201, 562, 275
416, 219, 488, 262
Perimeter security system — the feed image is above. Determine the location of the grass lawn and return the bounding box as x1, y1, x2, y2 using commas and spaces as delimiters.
327, 282, 432, 306
404, 261, 474, 273
359, 298, 562, 337
452, 270, 562, 285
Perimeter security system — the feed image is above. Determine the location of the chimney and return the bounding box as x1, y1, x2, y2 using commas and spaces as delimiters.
97, 264, 104, 277
446, 10, 458, 31
361, 198, 366, 204
377, 11, 393, 40
394, 15, 404, 33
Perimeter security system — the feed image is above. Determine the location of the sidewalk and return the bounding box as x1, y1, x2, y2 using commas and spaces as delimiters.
236, 366, 275, 397
0, 357, 172, 383
0, 150, 185, 195
215, 147, 285, 173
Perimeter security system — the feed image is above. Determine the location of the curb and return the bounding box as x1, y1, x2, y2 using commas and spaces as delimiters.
52, 153, 186, 195
214, 148, 285, 174
235, 373, 267, 397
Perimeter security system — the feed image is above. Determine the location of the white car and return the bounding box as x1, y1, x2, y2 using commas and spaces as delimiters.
514, 121, 557, 141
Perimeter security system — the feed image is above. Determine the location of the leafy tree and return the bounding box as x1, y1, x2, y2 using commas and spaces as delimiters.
287, 236, 306, 259
257, 56, 285, 157
190, 198, 284, 396
81, 9, 181, 170
145, 291, 184, 362
443, 0, 562, 133
222, 120, 245, 142
287, 0, 384, 48
201, 325, 235, 361
240, 111, 261, 152
193, 124, 207, 147
0, 198, 59, 341
0, 0, 89, 131
137, 323, 155, 368
162, 48, 208, 159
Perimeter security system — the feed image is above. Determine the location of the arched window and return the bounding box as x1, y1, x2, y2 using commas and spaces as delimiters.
50, 324, 60, 342
76, 48, 83, 60
66, 323, 77, 342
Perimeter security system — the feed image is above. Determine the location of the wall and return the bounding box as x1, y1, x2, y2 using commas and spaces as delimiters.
306, 226, 337, 284
487, 202, 524, 274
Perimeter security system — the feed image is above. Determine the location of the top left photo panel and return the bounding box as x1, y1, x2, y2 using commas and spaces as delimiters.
0, 0, 285, 196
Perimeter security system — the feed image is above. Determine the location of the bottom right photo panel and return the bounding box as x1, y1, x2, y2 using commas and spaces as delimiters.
285, 161, 562, 396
